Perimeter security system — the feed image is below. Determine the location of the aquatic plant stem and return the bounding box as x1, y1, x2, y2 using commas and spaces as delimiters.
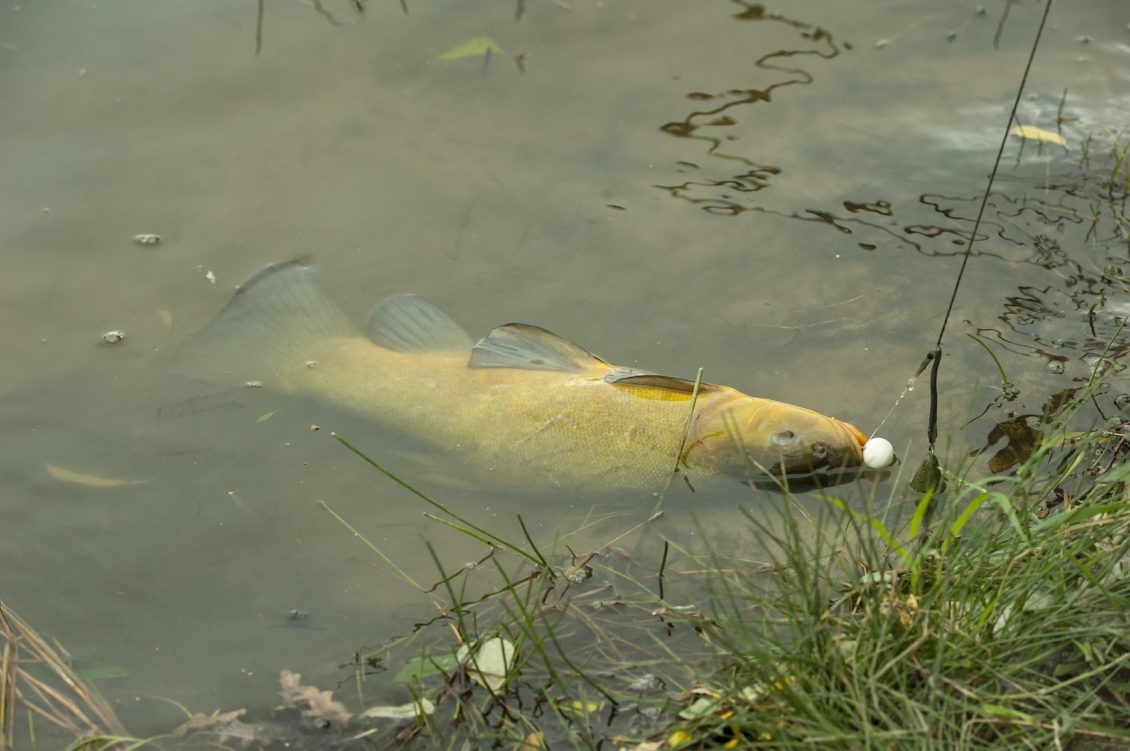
318, 501, 422, 589
965, 333, 1013, 391
672, 367, 705, 475
332, 433, 541, 567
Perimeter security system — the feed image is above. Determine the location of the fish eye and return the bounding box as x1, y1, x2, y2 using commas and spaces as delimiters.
811, 442, 828, 459
772, 430, 796, 447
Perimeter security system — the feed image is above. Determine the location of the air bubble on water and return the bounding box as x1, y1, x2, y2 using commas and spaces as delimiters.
1088, 356, 1111, 377
1047, 360, 1065, 375
245, 380, 263, 388
101, 330, 125, 344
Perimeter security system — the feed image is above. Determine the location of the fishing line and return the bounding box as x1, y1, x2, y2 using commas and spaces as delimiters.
933, 0, 1054, 354
872, 0, 1054, 453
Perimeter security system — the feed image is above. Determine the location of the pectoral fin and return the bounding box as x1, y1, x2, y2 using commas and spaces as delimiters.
469, 323, 608, 373
367, 294, 472, 353
606, 372, 722, 400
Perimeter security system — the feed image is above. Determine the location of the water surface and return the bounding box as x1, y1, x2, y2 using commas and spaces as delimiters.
1, 0, 1127, 738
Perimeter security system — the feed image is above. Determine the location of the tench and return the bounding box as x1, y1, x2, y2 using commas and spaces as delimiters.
182, 262, 867, 490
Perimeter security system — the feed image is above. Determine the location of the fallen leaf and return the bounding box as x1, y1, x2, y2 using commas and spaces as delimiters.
1009, 125, 1067, 146
45, 463, 144, 487
72, 659, 128, 680
559, 699, 603, 716
356, 697, 434, 720
518, 731, 546, 750
171, 708, 274, 745
277, 670, 352, 727
677, 696, 717, 720
456, 636, 515, 692
982, 417, 1041, 473
668, 729, 692, 748
256, 411, 277, 424
435, 36, 504, 62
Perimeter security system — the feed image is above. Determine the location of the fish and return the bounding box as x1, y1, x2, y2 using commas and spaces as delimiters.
180, 262, 867, 490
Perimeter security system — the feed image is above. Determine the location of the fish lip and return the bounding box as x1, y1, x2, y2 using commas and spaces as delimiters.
838, 420, 868, 463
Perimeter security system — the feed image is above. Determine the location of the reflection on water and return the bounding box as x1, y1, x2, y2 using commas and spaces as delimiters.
656, 2, 843, 218
1, 0, 1127, 741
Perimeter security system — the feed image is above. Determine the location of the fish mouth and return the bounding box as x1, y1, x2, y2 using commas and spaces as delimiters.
837, 419, 868, 464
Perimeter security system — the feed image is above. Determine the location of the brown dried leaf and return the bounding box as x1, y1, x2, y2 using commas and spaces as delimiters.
277, 669, 352, 727
171, 708, 271, 746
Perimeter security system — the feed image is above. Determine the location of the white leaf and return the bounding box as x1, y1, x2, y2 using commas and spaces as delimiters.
357, 698, 435, 720
1009, 125, 1066, 146
456, 636, 515, 691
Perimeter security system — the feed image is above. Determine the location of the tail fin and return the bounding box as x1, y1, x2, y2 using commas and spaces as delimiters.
177, 262, 356, 389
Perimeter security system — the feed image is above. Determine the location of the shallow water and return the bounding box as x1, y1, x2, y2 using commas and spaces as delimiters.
1, 0, 1127, 739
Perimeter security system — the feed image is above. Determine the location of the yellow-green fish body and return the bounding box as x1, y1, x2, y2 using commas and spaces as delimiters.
184, 263, 866, 490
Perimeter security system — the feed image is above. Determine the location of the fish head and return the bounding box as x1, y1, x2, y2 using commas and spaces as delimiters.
689, 394, 867, 476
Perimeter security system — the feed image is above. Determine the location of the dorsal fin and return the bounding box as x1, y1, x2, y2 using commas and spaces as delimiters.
469, 323, 608, 373
367, 293, 472, 353
177, 261, 354, 383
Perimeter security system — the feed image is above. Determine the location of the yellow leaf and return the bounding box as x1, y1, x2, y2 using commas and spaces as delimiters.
256, 411, 277, 424
562, 699, 603, 715
667, 730, 691, 748
517, 731, 545, 751
1009, 125, 1066, 146
45, 463, 144, 487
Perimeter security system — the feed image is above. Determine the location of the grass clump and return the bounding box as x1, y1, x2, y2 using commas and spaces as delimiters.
0, 603, 132, 751
657, 395, 1130, 750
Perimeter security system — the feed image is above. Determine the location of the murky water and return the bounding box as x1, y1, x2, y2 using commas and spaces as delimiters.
1, 0, 1127, 740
